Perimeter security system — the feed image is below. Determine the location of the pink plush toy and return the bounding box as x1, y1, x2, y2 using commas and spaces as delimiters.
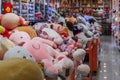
0, 13, 29, 38
23, 37, 58, 78
9, 30, 31, 46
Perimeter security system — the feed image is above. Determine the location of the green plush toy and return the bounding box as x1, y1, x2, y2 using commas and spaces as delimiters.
0, 58, 45, 80
0, 25, 5, 34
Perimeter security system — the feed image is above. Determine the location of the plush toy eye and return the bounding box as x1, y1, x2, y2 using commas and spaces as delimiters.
17, 50, 21, 53
29, 55, 32, 57
20, 37, 23, 39
23, 56, 26, 59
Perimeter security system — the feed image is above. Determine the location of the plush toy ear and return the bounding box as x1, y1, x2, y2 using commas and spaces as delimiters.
19, 16, 29, 26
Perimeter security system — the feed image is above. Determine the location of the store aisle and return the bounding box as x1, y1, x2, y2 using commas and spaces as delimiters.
97, 36, 120, 80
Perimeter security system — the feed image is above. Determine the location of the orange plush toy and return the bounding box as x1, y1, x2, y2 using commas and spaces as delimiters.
0, 13, 29, 38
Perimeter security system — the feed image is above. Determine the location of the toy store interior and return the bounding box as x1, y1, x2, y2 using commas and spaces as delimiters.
0, 0, 120, 80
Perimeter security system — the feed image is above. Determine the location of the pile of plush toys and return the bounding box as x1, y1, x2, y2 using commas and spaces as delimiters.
0, 12, 102, 80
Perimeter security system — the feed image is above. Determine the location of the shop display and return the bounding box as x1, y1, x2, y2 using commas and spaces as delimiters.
1, 0, 116, 79
28, 0, 35, 21
20, 0, 29, 20
12, 0, 20, 15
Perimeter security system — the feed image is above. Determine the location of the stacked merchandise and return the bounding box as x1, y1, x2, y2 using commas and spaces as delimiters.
0, 2, 102, 80
12, 0, 20, 15
20, 0, 29, 21
111, 9, 120, 51
28, 0, 35, 22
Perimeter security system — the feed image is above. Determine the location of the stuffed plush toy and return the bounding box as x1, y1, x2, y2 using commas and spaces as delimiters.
0, 37, 15, 60
0, 58, 45, 80
42, 27, 63, 45
0, 13, 29, 38
23, 37, 58, 78
50, 23, 69, 37
9, 30, 31, 46
72, 49, 86, 62
54, 57, 74, 78
57, 17, 67, 27
65, 16, 77, 25
3, 46, 35, 61
15, 26, 37, 39
76, 64, 90, 76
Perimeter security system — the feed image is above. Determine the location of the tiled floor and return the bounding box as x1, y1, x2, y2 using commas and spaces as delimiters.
97, 36, 120, 80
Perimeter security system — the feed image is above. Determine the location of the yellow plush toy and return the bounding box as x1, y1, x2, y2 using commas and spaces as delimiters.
0, 58, 45, 80
15, 26, 37, 39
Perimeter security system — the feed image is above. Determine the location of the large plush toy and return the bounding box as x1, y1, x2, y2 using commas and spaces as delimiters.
23, 37, 58, 78
3, 46, 35, 61
9, 30, 31, 46
0, 13, 29, 38
33, 23, 63, 45
0, 58, 45, 80
15, 26, 37, 39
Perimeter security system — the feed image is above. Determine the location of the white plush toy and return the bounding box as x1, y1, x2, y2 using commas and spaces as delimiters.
54, 57, 74, 78
42, 28, 63, 45
9, 30, 31, 46
78, 23, 94, 37
72, 49, 86, 62
33, 22, 51, 30
3, 46, 35, 61
76, 64, 90, 76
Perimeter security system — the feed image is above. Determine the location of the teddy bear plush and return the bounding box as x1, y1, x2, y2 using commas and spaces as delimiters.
0, 13, 29, 38
15, 26, 37, 39
3, 46, 35, 61
9, 30, 31, 46
0, 58, 45, 80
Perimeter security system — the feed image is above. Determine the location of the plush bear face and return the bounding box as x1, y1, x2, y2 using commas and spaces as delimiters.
9, 30, 31, 46
3, 46, 35, 61
1, 13, 19, 30
15, 26, 37, 39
